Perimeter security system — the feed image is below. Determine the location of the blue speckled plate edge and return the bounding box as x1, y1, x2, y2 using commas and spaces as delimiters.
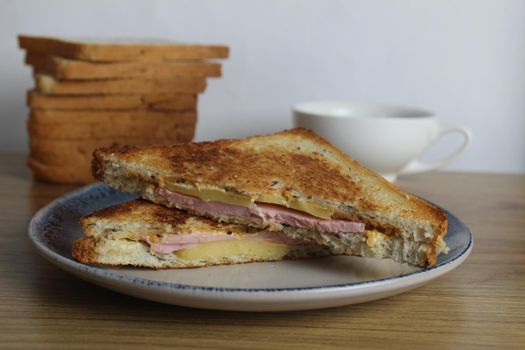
28, 183, 473, 311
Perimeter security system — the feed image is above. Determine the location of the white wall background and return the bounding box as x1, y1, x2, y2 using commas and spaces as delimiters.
1, 0, 524, 173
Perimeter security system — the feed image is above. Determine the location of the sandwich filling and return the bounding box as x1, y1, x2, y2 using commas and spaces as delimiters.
144, 231, 310, 254
157, 188, 365, 234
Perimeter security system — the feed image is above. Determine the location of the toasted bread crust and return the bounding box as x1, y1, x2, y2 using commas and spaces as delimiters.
72, 237, 98, 264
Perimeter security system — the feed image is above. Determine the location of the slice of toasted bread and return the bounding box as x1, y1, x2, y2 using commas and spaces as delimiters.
28, 131, 195, 184
27, 90, 197, 111
28, 110, 196, 140
35, 74, 207, 95
30, 132, 194, 167
28, 156, 94, 184
74, 200, 332, 268
25, 52, 48, 71
28, 119, 195, 140
29, 109, 196, 124
26, 53, 222, 80
19, 35, 229, 61
92, 128, 448, 267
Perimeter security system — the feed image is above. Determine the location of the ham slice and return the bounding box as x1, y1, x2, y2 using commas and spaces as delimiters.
145, 231, 308, 254
157, 188, 365, 234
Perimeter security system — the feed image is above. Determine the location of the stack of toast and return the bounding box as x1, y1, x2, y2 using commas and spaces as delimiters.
18, 35, 229, 184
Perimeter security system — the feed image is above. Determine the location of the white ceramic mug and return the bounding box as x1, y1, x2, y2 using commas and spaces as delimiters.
293, 101, 472, 182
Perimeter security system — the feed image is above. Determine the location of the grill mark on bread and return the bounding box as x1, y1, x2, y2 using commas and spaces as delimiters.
158, 140, 368, 203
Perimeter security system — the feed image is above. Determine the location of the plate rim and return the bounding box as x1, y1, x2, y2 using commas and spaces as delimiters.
28, 183, 473, 294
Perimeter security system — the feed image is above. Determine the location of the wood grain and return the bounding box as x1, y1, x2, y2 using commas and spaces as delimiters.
1, 154, 524, 349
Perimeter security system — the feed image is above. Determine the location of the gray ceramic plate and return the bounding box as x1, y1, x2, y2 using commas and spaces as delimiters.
28, 183, 472, 312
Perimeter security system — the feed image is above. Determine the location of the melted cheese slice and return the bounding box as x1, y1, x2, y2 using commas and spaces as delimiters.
166, 182, 334, 219
175, 240, 290, 260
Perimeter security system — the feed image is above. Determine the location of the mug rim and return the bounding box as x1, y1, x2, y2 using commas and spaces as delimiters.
293, 100, 435, 120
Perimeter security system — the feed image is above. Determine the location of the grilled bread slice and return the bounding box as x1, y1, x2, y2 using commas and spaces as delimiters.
73, 200, 332, 268
92, 128, 448, 267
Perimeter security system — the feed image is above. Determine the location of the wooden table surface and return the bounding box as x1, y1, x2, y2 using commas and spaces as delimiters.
1, 154, 524, 349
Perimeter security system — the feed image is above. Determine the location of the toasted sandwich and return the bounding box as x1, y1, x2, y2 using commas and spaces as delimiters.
73, 199, 331, 268
92, 128, 448, 267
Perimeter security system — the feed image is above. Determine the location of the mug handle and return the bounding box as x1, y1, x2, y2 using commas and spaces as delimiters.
400, 125, 472, 175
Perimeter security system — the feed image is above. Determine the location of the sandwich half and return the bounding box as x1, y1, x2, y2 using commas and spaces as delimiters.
92, 128, 449, 267
73, 199, 332, 268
